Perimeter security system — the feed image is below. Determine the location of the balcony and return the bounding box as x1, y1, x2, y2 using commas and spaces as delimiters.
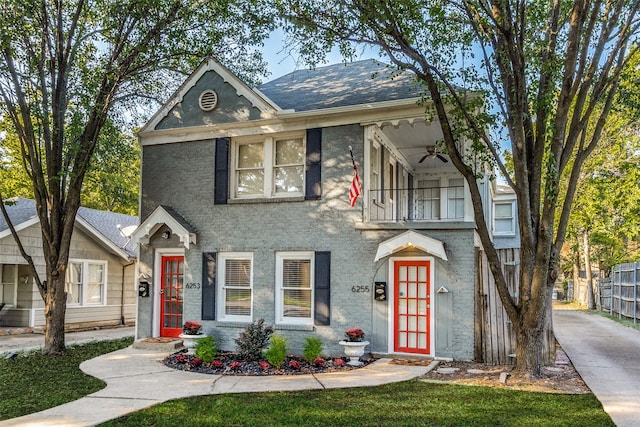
367, 186, 467, 222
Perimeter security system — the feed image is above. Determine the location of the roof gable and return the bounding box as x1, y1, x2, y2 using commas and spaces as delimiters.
131, 205, 197, 249
141, 58, 279, 132
1, 198, 138, 259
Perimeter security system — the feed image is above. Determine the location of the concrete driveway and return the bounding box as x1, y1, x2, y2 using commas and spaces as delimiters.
554, 308, 640, 427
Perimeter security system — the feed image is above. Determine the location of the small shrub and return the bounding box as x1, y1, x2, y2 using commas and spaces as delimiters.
303, 336, 324, 363
192, 358, 203, 367
263, 335, 288, 368
333, 358, 345, 367
235, 319, 274, 361
195, 335, 218, 363
211, 360, 223, 369
229, 361, 242, 370
313, 357, 326, 367
288, 360, 300, 370
259, 360, 271, 370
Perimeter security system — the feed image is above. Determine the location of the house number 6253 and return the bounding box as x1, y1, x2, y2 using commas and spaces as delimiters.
352, 286, 370, 293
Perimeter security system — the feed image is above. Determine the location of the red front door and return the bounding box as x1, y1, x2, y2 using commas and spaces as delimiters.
394, 260, 431, 354
160, 256, 184, 337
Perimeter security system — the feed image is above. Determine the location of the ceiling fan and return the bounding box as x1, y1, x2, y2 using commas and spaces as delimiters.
419, 145, 449, 163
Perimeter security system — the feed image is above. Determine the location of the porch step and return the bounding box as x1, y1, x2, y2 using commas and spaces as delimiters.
132, 337, 184, 352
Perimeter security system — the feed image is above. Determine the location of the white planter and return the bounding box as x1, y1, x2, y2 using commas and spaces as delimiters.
339, 340, 370, 366
179, 333, 206, 355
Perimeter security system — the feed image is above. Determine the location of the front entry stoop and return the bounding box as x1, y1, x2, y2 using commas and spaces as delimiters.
132, 337, 183, 352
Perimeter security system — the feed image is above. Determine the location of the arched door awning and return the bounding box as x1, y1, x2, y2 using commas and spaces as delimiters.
374, 230, 447, 262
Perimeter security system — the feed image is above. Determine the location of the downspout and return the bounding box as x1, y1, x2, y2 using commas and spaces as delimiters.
121, 261, 135, 325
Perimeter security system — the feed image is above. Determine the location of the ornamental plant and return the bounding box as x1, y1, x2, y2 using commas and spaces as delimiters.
303, 336, 324, 363
264, 335, 288, 368
182, 320, 202, 335
344, 327, 365, 342
229, 361, 242, 370
313, 357, 326, 367
333, 358, 345, 367
288, 360, 301, 370
235, 319, 274, 361
195, 336, 218, 363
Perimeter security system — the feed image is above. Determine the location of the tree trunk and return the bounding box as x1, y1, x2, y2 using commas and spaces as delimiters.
512, 284, 555, 377
43, 273, 67, 355
583, 231, 596, 310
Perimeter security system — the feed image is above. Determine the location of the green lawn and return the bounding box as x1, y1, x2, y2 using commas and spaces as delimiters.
100, 380, 613, 427
0, 337, 133, 420
0, 336, 614, 426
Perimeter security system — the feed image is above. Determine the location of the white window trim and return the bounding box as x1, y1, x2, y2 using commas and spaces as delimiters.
66, 259, 108, 306
230, 132, 306, 200
0, 264, 18, 307
493, 201, 516, 236
275, 251, 315, 326
217, 252, 254, 322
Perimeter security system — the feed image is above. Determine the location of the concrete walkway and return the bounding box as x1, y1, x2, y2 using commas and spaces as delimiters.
554, 308, 640, 427
0, 327, 135, 355
0, 345, 433, 426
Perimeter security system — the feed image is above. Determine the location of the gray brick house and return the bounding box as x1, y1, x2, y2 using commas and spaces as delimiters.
132, 58, 519, 361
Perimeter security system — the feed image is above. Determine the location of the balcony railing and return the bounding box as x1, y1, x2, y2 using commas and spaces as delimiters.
368, 186, 465, 222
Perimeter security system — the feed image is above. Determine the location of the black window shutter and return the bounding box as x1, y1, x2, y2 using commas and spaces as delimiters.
214, 138, 230, 204
202, 252, 216, 320
305, 128, 322, 200
314, 251, 331, 326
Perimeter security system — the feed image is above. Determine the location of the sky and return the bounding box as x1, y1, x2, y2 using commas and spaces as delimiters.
261, 28, 377, 81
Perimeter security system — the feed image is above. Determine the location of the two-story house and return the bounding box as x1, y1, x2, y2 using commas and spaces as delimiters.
132, 58, 519, 362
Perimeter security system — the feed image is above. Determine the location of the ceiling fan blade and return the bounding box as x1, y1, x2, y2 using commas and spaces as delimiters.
419, 154, 429, 163
437, 154, 449, 163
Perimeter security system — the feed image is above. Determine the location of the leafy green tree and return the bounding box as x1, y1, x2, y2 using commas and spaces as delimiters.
1, 117, 140, 214
0, 0, 274, 355
277, 0, 640, 378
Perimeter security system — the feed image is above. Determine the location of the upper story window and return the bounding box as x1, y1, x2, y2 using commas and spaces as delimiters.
447, 178, 465, 219
65, 260, 107, 306
232, 134, 305, 199
493, 202, 515, 235
0, 264, 17, 307
217, 253, 253, 322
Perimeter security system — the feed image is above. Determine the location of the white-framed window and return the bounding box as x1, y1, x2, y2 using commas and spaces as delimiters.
416, 179, 440, 220
493, 201, 515, 235
217, 252, 253, 321
0, 264, 18, 307
369, 142, 382, 203
447, 178, 465, 219
65, 260, 107, 306
232, 134, 305, 199
276, 252, 314, 325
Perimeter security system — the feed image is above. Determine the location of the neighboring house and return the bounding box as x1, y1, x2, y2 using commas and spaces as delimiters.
132, 58, 519, 361
0, 198, 138, 329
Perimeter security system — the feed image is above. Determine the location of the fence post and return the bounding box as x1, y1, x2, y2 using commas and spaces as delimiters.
633, 261, 640, 325
619, 264, 623, 320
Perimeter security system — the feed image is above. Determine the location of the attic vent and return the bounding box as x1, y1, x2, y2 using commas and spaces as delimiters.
199, 90, 218, 112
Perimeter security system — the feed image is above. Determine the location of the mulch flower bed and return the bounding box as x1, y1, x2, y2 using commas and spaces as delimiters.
164, 350, 373, 376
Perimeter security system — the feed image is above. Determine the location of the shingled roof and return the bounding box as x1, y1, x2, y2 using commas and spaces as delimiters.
1, 198, 138, 258
258, 59, 422, 111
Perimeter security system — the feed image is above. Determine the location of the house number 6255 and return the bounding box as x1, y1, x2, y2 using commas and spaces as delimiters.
352, 286, 370, 293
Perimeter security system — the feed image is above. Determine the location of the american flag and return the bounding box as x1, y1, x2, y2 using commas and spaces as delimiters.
349, 165, 361, 207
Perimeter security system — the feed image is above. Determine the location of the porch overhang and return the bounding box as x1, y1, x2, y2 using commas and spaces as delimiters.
131, 205, 197, 249
374, 230, 448, 262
